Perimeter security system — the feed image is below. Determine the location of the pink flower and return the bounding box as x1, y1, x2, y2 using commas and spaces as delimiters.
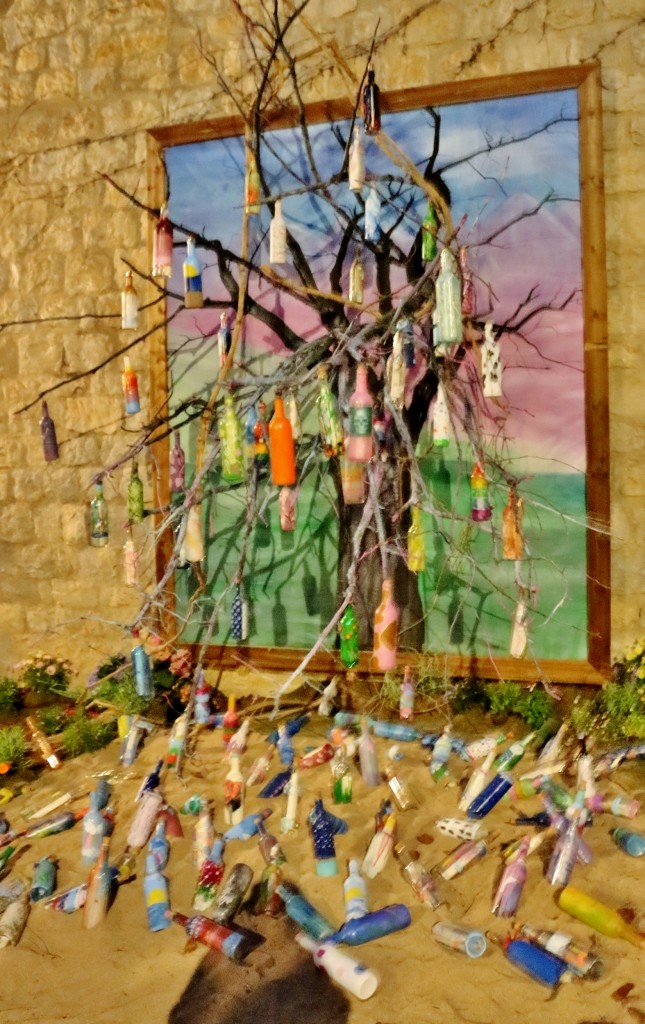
45, 664, 57, 676
169, 648, 192, 680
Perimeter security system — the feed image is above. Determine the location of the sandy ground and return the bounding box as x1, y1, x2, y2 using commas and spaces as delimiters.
2, 702, 645, 1024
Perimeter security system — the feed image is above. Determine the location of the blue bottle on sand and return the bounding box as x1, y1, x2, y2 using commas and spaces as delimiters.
143, 853, 170, 931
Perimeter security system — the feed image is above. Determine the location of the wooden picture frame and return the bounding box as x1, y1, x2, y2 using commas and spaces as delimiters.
147, 62, 609, 685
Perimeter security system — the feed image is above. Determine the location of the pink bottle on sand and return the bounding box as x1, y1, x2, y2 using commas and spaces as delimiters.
371, 578, 399, 671
346, 364, 374, 463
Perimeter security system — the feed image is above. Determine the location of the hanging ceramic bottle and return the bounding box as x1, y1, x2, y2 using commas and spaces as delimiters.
121, 270, 138, 330
349, 252, 365, 304
316, 364, 344, 457
371, 578, 398, 671
131, 631, 153, 699
220, 393, 245, 485
252, 400, 270, 468
459, 246, 474, 316
245, 146, 261, 215
432, 382, 450, 447
269, 394, 297, 486
347, 363, 374, 462
421, 201, 438, 262
434, 248, 462, 346
470, 461, 492, 522
348, 125, 365, 192
364, 187, 381, 242
407, 506, 425, 573
89, 479, 109, 547
183, 236, 203, 309
40, 402, 59, 462
400, 665, 415, 720
122, 357, 141, 415
340, 455, 365, 504
481, 322, 503, 397
338, 603, 359, 668
123, 527, 138, 586
283, 391, 301, 443
169, 430, 186, 493
386, 327, 406, 411
231, 580, 249, 642
152, 204, 173, 278
270, 199, 287, 264
362, 66, 381, 135
218, 310, 231, 370
509, 591, 530, 659
180, 504, 204, 563
279, 487, 297, 531
128, 462, 144, 524
502, 490, 524, 560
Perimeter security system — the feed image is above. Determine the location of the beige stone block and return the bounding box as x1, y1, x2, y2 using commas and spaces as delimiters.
48, 32, 86, 70
60, 332, 117, 375
8, 74, 38, 108
0, 603, 27, 639
64, 396, 122, 435
546, 0, 596, 30
0, 473, 13, 501
12, 469, 49, 502
59, 434, 103, 467
15, 40, 45, 73
0, 438, 30, 470
101, 94, 165, 137
34, 69, 77, 102
60, 503, 89, 545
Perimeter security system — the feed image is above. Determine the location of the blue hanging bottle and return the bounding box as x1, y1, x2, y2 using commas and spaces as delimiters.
131, 633, 153, 699
231, 580, 249, 641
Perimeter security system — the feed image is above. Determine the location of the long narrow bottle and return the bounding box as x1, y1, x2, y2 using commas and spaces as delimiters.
371, 578, 398, 671
152, 204, 173, 278
183, 236, 203, 309
89, 480, 109, 547
434, 248, 462, 345
362, 66, 381, 135
121, 270, 138, 330
559, 885, 645, 949
220, 394, 245, 485
316, 365, 344, 457
122, 357, 141, 415
127, 462, 144, 524
358, 718, 380, 786
347, 364, 374, 462
40, 402, 59, 462
348, 126, 365, 192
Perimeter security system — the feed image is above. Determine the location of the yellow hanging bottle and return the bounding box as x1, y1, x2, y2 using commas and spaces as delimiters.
407, 506, 425, 573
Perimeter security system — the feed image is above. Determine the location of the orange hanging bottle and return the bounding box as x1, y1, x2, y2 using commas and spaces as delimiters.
269, 394, 296, 486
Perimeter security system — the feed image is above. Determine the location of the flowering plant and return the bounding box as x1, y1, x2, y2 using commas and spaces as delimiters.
14, 652, 73, 697
613, 638, 645, 684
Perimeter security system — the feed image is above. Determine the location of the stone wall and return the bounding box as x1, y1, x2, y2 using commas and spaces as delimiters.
0, 0, 643, 682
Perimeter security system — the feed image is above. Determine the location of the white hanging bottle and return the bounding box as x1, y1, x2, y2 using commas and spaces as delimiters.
432, 382, 450, 447
348, 126, 365, 193
121, 270, 138, 330
364, 187, 381, 243
434, 248, 462, 346
482, 322, 503, 397
270, 199, 287, 264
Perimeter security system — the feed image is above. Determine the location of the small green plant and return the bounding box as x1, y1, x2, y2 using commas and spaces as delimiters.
89, 673, 152, 716
569, 694, 600, 738
485, 680, 523, 719
59, 713, 117, 759
0, 725, 28, 770
37, 706, 71, 736
0, 678, 21, 712
515, 688, 556, 731
14, 653, 72, 697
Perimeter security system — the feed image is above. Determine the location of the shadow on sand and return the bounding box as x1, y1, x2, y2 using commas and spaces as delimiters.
168, 912, 350, 1024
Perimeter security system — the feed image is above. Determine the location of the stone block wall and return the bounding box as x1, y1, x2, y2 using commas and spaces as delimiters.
0, 0, 643, 681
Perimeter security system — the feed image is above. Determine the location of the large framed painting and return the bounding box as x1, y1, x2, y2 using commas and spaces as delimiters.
147, 63, 609, 684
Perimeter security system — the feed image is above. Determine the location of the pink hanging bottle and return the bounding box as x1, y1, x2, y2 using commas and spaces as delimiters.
152, 204, 173, 278
371, 578, 399, 671
346, 363, 374, 463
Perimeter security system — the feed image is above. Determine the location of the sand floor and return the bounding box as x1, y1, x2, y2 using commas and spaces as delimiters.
2, 703, 645, 1024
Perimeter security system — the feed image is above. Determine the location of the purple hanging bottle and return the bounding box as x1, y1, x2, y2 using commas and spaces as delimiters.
40, 402, 59, 462
169, 430, 186, 493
